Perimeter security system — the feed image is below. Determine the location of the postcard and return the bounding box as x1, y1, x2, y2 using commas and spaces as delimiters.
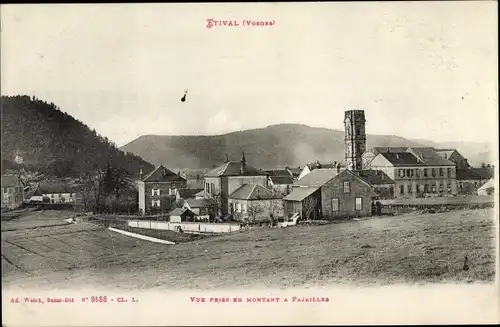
1, 2, 498, 326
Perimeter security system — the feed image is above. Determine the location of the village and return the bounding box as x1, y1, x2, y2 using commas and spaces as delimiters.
2, 109, 495, 235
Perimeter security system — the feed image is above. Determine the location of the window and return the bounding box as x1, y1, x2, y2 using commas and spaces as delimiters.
439, 182, 443, 192
416, 184, 420, 193
236, 203, 242, 212
408, 183, 412, 193
432, 185, 436, 193
459, 182, 463, 189
424, 168, 428, 177
416, 169, 420, 178
205, 183, 209, 193
169, 188, 176, 196
432, 168, 436, 177
151, 199, 161, 207
332, 198, 339, 212
439, 168, 444, 177
242, 203, 247, 213
355, 197, 362, 211
211, 183, 215, 193
447, 168, 452, 177
343, 182, 350, 193
399, 169, 405, 178
424, 184, 429, 193
447, 183, 451, 192
406, 169, 411, 177
400, 185, 404, 195
151, 189, 160, 196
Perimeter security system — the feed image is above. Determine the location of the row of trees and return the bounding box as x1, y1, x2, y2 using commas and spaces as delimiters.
79, 162, 138, 214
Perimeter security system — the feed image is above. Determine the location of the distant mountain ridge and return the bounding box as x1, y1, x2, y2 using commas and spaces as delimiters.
1, 95, 154, 177
121, 124, 493, 170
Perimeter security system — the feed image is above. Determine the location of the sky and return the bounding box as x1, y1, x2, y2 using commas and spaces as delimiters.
1, 2, 498, 147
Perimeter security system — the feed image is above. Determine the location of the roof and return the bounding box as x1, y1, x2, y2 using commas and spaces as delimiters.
408, 147, 456, 166
185, 198, 209, 208
294, 169, 339, 187
33, 181, 81, 195
478, 178, 494, 191
228, 184, 277, 200
177, 188, 204, 199
143, 165, 187, 182
265, 169, 291, 177
306, 162, 339, 170
354, 170, 395, 185
435, 149, 456, 158
168, 208, 196, 216
286, 167, 302, 176
204, 161, 267, 177
269, 176, 294, 185
283, 187, 319, 201
379, 152, 424, 166
1, 175, 20, 188
371, 147, 409, 155
194, 190, 209, 198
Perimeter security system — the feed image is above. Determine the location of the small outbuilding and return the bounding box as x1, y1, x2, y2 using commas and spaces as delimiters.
168, 208, 196, 223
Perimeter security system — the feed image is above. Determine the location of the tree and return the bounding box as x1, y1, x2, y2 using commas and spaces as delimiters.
302, 196, 318, 221
80, 165, 107, 213
206, 192, 222, 221
247, 203, 263, 223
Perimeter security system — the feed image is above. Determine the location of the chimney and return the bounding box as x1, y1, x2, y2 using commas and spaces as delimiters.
224, 153, 229, 163
240, 152, 246, 175
336, 163, 341, 174
396, 154, 400, 160
139, 168, 143, 180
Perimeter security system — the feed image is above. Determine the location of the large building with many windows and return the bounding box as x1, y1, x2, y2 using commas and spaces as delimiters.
364, 147, 457, 198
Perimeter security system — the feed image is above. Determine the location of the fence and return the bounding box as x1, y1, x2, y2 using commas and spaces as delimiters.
377, 195, 495, 206
126, 220, 241, 233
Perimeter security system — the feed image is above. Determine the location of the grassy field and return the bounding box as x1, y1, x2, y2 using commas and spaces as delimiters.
1, 209, 74, 231
1, 208, 496, 291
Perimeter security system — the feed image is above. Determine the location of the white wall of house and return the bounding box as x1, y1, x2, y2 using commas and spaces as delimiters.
138, 181, 145, 214
297, 166, 311, 180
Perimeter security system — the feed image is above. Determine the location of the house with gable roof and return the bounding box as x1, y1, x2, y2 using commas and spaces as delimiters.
202, 152, 268, 217
228, 184, 283, 221
137, 164, 187, 215
1, 175, 24, 210
283, 168, 377, 220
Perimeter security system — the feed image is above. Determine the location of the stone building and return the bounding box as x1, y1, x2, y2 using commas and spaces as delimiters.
137, 164, 187, 215
283, 168, 376, 219
202, 153, 268, 217
344, 110, 366, 171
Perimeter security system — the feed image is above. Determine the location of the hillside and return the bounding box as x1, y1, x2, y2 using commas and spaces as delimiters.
1, 95, 154, 177
121, 124, 492, 169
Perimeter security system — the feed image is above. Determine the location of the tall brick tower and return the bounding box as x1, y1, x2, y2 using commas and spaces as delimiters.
344, 110, 366, 171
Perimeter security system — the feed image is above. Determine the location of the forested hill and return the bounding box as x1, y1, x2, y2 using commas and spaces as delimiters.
1, 95, 154, 177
